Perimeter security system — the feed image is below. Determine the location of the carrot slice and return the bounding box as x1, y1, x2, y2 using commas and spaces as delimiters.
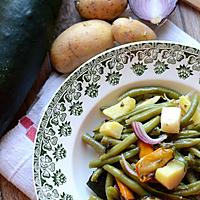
138, 140, 154, 158
116, 178, 135, 200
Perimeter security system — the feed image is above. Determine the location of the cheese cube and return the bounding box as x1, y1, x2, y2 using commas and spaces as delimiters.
155, 159, 186, 190
99, 121, 123, 139
103, 97, 135, 119
161, 107, 181, 133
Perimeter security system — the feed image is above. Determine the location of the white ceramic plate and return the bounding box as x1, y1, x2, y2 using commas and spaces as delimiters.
34, 41, 200, 200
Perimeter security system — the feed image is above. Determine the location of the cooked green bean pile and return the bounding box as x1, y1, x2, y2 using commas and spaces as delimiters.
82, 86, 200, 200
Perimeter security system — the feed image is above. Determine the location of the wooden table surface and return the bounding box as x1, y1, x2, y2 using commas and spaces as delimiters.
0, 1, 200, 200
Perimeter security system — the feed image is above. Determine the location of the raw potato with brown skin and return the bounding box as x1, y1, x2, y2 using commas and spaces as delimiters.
75, 0, 128, 21
112, 18, 157, 44
51, 20, 114, 73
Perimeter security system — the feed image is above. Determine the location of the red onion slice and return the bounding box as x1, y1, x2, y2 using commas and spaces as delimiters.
121, 154, 137, 176
132, 121, 167, 144
129, 0, 178, 24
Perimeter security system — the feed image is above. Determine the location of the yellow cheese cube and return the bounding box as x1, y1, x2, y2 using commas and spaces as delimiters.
161, 107, 181, 133
99, 121, 123, 139
155, 159, 186, 190
103, 97, 135, 119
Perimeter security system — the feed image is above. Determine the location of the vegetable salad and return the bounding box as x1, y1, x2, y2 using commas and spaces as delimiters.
82, 86, 200, 200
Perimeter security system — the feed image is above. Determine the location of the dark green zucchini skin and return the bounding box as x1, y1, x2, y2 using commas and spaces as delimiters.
0, 0, 62, 137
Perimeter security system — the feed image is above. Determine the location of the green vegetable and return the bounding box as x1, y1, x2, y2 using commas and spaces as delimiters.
100, 134, 138, 160
189, 147, 200, 158
89, 195, 103, 200
173, 181, 200, 196
0, 0, 62, 137
118, 86, 181, 101
101, 136, 122, 147
106, 186, 119, 200
91, 168, 104, 182
177, 130, 200, 139
89, 148, 139, 168
181, 94, 199, 127
105, 173, 114, 200
174, 139, 200, 149
82, 133, 106, 154
94, 134, 104, 141
126, 102, 175, 125
103, 164, 148, 196
193, 124, 200, 131
143, 116, 160, 133
186, 170, 197, 183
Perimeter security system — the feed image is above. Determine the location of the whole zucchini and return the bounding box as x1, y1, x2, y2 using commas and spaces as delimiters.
0, 0, 62, 137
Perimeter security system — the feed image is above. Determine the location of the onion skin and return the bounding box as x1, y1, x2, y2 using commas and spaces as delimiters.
132, 122, 167, 145
128, 0, 178, 24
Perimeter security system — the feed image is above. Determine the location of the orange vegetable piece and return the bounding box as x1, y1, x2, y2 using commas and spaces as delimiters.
137, 140, 154, 158
116, 178, 135, 200
136, 147, 173, 182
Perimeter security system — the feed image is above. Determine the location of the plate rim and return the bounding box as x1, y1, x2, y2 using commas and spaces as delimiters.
33, 40, 200, 200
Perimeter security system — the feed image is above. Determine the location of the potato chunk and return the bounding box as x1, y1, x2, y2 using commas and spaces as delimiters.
155, 159, 186, 190
161, 107, 181, 133
103, 97, 136, 119
99, 121, 123, 139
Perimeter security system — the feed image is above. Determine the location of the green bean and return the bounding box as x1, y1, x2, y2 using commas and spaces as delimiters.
126, 102, 175, 125
142, 185, 187, 200
195, 143, 200, 149
173, 181, 200, 196
116, 101, 176, 124
143, 116, 160, 133
101, 136, 121, 147
105, 173, 114, 200
122, 128, 132, 133
188, 158, 200, 166
103, 164, 148, 196
181, 94, 199, 127
121, 134, 131, 139
193, 124, 200, 131
149, 127, 161, 137
120, 158, 138, 181
94, 133, 104, 141
89, 195, 103, 200
189, 147, 200, 158
82, 133, 106, 154
186, 170, 197, 183
126, 107, 162, 125
116, 104, 157, 123
118, 86, 181, 101
89, 148, 139, 168
192, 166, 200, 172
106, 186, 120, 200
100, 134, 138, 160
177, 130, 200, 139
91, 168, 104, 182
174, 138, 200, 149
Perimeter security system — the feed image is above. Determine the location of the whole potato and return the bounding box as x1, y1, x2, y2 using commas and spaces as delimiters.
75, 0, 128, 21
112, 18, 157, 44
51, 20, 114, 73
